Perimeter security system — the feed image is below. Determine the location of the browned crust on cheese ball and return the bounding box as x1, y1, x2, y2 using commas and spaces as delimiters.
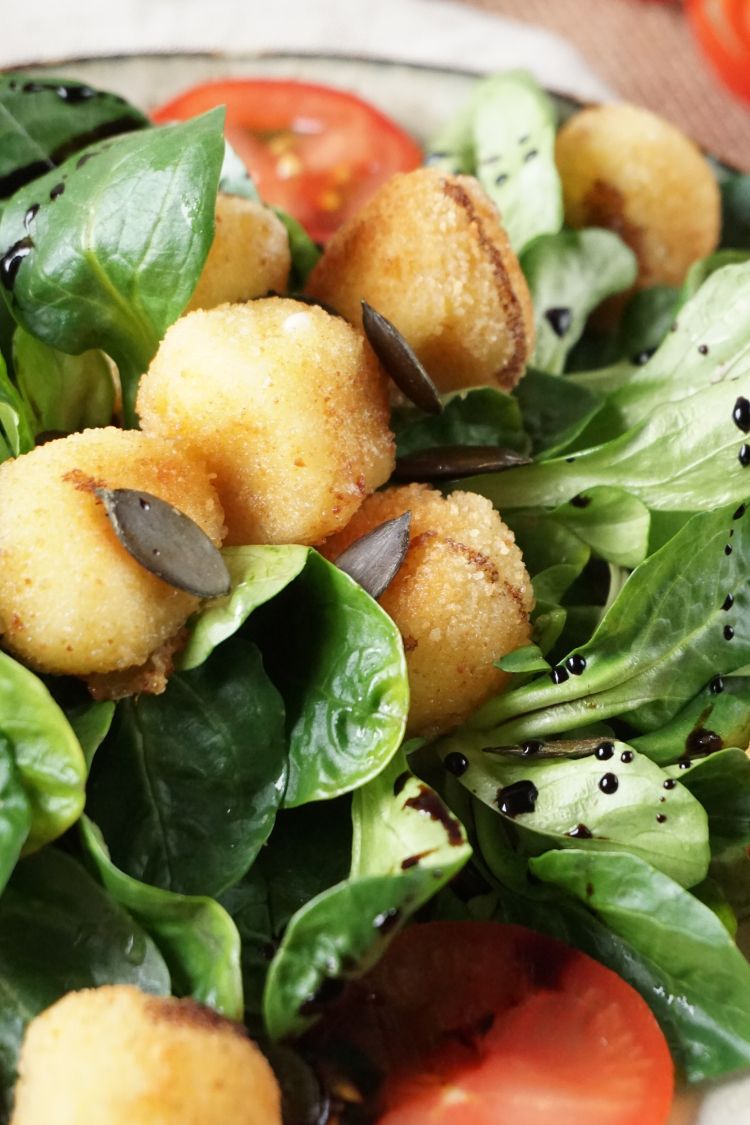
321, 484, 533, 735
555, 103, 720, 288
306, 168, 535, 393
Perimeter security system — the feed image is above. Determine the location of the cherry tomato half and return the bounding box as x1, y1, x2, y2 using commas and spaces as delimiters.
686, 0, 750, 101
152, 78, 423, 242
311, 921, 674, 1125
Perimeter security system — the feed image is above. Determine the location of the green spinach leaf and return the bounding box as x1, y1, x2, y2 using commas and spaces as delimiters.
263, 751, 470, 1040
0, 111, 224, 422
0, 737, 31, 896
0, 848, 169, 1108
521, 229, 637, 374
81, 816, 242, 1018
392, 385, 528, 459
12, 327, 114, 435
86, 637, 287, 896
0, 350, 33, 459
0, 74, 147, 200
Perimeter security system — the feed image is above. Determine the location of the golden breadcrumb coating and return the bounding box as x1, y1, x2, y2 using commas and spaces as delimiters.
10, 986, 281, 1125
555, 103, 720, 289
186, 194, 291, 312
0, 428, 224, 677
322, 484, 533, 735
305, 168, 535, 393
137, 298, 394, 546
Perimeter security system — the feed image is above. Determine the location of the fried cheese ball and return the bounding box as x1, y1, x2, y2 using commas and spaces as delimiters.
305, 168, 535, 393
321, 484, 533, 736
186, 194, 291, 312
555, 103, 720, 288
0, 427, 224, 677
137, 298, 394, 546
10, 986, 282, 1125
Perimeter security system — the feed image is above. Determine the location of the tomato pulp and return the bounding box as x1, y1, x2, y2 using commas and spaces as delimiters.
152, 78, 423, 242
310, 921, 674, 1125
686, 0, 750, 101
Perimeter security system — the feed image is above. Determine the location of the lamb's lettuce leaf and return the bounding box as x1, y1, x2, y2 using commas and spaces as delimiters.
0, 351, 33, 459
664, 749, 750, 854
12, 327, 114, 436
393, 385, 528, 459
81, 816, 243, 1019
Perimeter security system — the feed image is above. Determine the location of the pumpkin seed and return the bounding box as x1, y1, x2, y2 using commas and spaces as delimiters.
334, 511, 412, 599
394, 444, 531, 482
361, 301, 442, 415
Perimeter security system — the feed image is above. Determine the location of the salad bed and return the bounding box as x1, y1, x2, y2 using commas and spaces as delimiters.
0, 63, 749, 1122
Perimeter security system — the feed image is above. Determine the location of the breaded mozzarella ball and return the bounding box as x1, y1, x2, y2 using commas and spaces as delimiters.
322, 484, 533, 736
555, 103, 720, 288
186, 194, 291, 312
10, 986, 281, 1125
0, 427, 224, 677
305, 168, 535, 393
137, 298, 394, 546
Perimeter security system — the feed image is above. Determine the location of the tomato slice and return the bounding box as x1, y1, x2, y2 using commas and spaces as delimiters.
686, 0, 750, 101
152, 78, 423, 242
310, 921, 674, 1125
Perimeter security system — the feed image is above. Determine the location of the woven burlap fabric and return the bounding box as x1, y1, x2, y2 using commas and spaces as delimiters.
463, 0, 749, 169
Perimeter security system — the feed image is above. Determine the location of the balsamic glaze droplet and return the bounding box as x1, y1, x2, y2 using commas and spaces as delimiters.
678, 759, 693, 769
96, 487, 231, 599
656, 813, 668, 824
444, 752, 469, 777
549, 665, 569, 684
0, 237, 33, 290
598, 773, 619, 794
620, 750, 634, 764
566, 823, 593, 839
496, 779, 538, 818
361, 301, 442, 415
570, 494, 591, 508
663, 779, 677, 790
334, 511, 411, 600
495, 172, 508, 186
724, 625, 735, 640
595, 741, 615, 761
524, 148, 539, 162
544, 307, 573, 338
725, 544, 734, 556
685, 727, 723, 756
373, 907, 401, 934
739, 445, 750, 467
23, 204, 39, 230
49, 182, 65, 201
632, 347, 656, 366
566, 654, 587, 675
698, 344, 709, 355
733, 503, 746, 520
722, 593, 735, 611
393, 444, 531, 482
710, 675, 725, 694
733, 396, 750, 433
522, 740, 542, 756
392, 771, 410, 796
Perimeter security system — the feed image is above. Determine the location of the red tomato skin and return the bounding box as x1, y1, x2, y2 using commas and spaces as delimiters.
311, 922, 674, 1125
686, 0, 750, 101
152, 78, 423, 241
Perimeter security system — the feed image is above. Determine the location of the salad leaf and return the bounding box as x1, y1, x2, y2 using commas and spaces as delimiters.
512, 368, 601, 458
427, 71, 562, 251
721, 173, 750, 250
508, 488, 650, 570
664, 749, 750, 853
0, 75, 147, 199
273, 207, 322, 291
0, 848, 169, 1107
86, 637, 287, 896
65, 699, 115, 770
263, 751, 470, 1040
0, 651, 86, 853
615, 285, 679, 364
439, 736, 709, 887
681, 250, 750, 303
0, 738, 31, 896
463, 503, 750, 740
0, 111, 224, 422
521, 229, 637, 374
248, 551, 409, 807
0, 350, 33, 459
531, 848, 750, 1082
219, 138, 259, 201
81, 816, 243, 1018
392, 385, 528, 459
12, 327, 114, 436
632, 676, 750, 765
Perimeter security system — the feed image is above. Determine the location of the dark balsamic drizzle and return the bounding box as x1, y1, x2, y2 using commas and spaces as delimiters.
710, 675, 725, 694
722, 593, 735, 611
0, 237, 33, 289
566, 823, 593, 839
724, 625, 735, 640
698, 344, 709, 355
404, 786, 463, 845
734, 504, 747, 520
549, 665, 569, 684
496, 779, 538, 817
444, 752, 469, 777
49, 182, 65, 201
725, 544, 734, 556
544, 307, 573, 337
685, 727, 723, 756
23, 204, 39, 230
598, 773, 619, 794
663, 779, 677, 790
739, 445, 750, 468
570, 494, 591, 508
732, 397, 750, 433
620, 750, 634, 764
632, 347, 656, 366
566, 654, 587, 675
595, 741, 615, 761
392, 771, 410, 797
656, 813, 668, 824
